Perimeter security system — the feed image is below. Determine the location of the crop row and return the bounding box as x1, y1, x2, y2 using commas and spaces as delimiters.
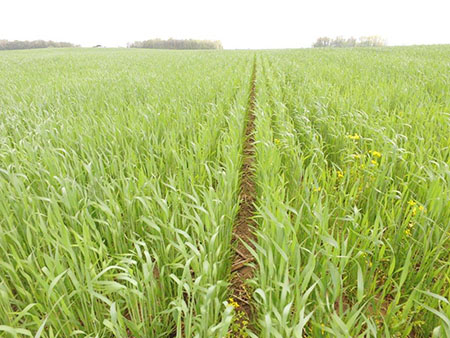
251, 47, 449, 337
0, 49, 253, 336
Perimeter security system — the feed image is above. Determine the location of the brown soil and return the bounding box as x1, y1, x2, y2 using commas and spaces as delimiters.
230, 58, 258, 326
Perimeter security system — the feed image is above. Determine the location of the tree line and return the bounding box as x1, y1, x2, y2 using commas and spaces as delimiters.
313, 36, 386, 48
0, 40, 78, 50
128, 38, 223, 50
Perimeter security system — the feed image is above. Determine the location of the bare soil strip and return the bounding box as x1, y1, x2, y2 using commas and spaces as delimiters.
230, 57, 258, 324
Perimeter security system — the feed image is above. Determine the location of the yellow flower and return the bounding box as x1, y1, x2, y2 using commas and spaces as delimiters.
347, 133, 361, 140
352, 154, 361, 159
228, 298, 239, 308
274, 138, 281, 145
408, 200, 416, 207
314, 187, 321, 192
369, 150, 381, 158
371, 160, 378, 166
337, 171, 344, 179
404, 229, 411, 236
412, 207, 417, 217
418, 205, 426, 213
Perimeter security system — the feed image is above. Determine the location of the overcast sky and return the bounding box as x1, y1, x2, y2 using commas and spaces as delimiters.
1, 0, 449, 49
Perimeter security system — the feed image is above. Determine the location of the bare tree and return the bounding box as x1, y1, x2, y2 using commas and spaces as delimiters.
313, 36, 386, 48
313, 37, 332, 48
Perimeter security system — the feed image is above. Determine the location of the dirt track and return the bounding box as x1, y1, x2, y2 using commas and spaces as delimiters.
230, 57, 258, 326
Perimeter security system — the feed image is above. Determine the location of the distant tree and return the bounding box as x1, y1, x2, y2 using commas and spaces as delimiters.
313, 37, 332, 48
0, 39, 78, 50
345, 37, 358, 47
331, 36, 347, 48
358, 36, 385, 47
312, 35, 386, 48
128, 38, 223, 50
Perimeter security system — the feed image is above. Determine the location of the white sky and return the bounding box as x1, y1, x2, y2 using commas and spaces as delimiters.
0, 0, 449, 49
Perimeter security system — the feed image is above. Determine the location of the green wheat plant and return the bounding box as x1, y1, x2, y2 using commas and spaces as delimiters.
249, 46, 449, 337
0, 46, 449, 337
0, 48, 253, 337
